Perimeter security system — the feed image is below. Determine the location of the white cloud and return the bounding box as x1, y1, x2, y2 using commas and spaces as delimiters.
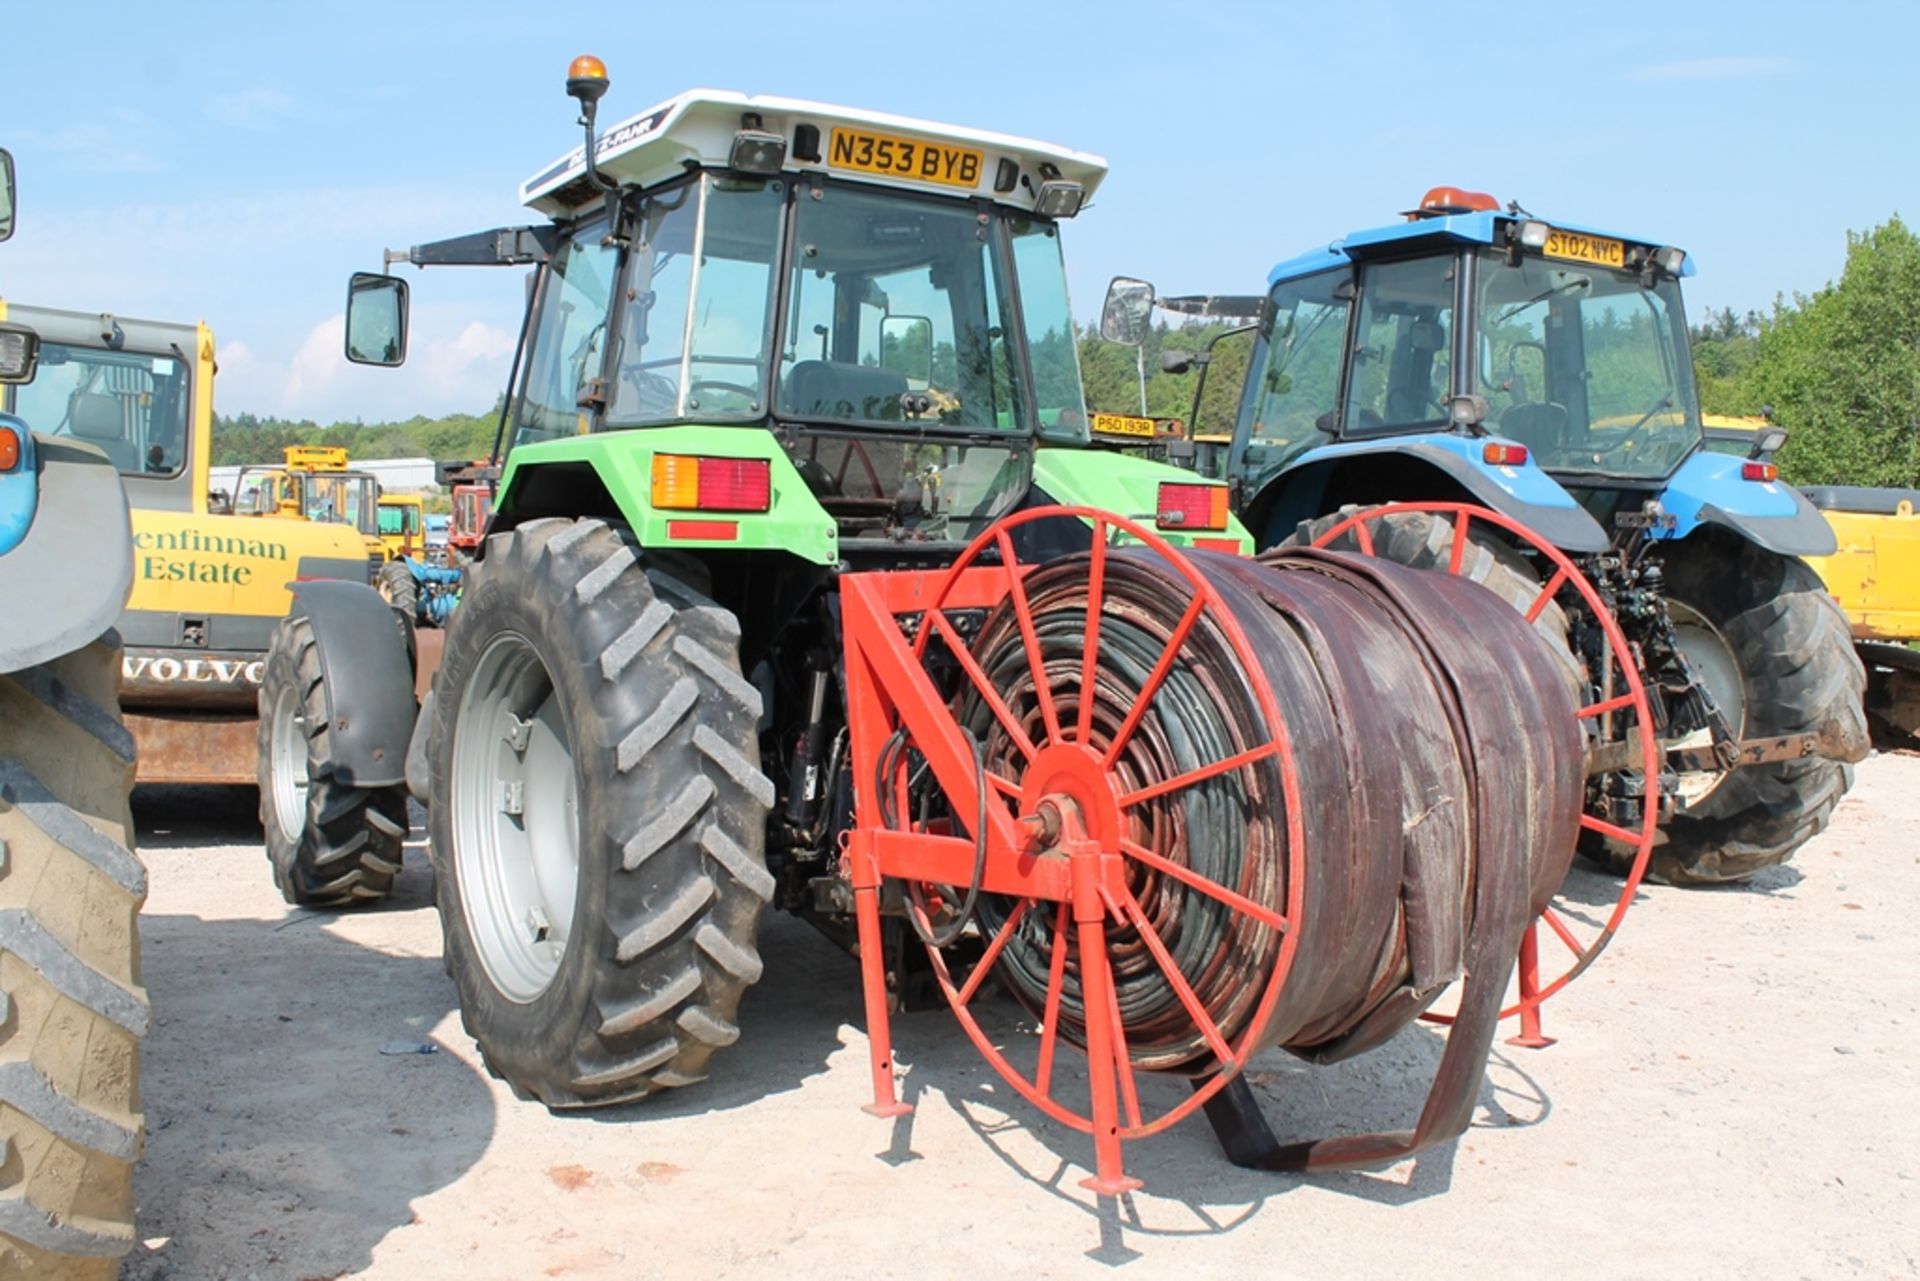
217, 314, 514, 423
204, 87, 295, 131
1630, 56, 1792, 83
17, 108, 167, 173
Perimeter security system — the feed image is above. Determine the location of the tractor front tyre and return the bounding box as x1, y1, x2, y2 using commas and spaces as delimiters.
427, 518, 774, 1108
1630, 538, 1868, 884
0, 635, 147, 1277
377, 561, 419, 619
256, 616, 411, 907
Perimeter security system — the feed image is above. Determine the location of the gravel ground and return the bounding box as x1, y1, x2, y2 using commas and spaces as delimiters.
121, 752, 1920, 1280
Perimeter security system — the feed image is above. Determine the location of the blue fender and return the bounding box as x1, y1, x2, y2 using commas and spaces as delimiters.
1652, 450, 1838, 557
1260, 433, 1610, 552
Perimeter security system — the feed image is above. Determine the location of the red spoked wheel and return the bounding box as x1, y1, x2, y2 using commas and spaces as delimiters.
867, 506, 1308, 1191
1308, 502, 1659, 1033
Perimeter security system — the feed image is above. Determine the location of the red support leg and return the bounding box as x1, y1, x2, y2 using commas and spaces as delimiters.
1504, 922, 1557, 1050
852, 832, 912, 1118
1069, 838, 1142, 1196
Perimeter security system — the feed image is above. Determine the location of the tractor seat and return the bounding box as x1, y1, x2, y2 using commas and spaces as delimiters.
783, 360, 909, 422
66, 391, 140, 472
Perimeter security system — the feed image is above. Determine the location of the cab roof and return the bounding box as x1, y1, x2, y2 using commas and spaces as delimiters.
1266, 209, 1697, 286
521, 88, 1108, 218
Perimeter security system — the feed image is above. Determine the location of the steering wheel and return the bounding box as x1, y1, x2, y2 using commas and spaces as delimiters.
687, 380, 761, 412
1596, 393, 1676, 462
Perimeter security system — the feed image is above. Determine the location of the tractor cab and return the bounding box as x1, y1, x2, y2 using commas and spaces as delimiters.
236, 445, 384, 556
345, 75, 1123, 560
1237, 186, 1703, 483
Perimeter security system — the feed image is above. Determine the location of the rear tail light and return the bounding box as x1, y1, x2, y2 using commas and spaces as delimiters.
1155, 482, 1230, 531
1483, 442, 1528, 466
0, 424, 20, 472
651, 454, 772, 513
1742, 461, 1778, 483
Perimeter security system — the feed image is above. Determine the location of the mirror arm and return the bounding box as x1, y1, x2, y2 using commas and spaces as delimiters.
389, 225, 558, 270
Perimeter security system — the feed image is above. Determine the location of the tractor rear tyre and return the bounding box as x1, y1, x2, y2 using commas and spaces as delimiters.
1288, 507, 1579, 690
1630, 537, 1868, 884
428, 518, 774, 1107
377, 560, 418, 618
257, 616, 411, 907
0, 635, 147, 1277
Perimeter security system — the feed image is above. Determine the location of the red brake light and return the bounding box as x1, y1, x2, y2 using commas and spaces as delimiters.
1155, 482, 1229, 532
1742, 461, 1778, 483
1483, 442, 1528, 466
652, 454, 772, 512
0, 424, 19, 473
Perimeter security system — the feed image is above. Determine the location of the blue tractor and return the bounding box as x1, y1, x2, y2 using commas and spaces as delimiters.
1113, 185, 1868, 885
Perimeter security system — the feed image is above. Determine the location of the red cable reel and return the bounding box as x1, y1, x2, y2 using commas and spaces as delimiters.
1305, 501, 1660, 1044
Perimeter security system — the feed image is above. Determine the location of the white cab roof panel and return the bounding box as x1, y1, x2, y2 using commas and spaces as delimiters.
521, 88, 1107, 217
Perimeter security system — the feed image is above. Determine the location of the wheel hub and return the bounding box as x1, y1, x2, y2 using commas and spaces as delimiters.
450, 631, 581, 1003
268, 683, 310, 843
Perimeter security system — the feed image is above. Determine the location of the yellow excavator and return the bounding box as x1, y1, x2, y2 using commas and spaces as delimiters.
0, 303, 376, 784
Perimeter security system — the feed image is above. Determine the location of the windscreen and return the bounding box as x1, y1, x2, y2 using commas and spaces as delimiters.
1476, 250, 1701, 479
6, 342, 190, 476
778, 184, 1022, 433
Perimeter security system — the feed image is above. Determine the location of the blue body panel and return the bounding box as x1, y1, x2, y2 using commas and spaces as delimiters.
0, 413, 41, 555
1267, 210, 1699, 286
1295, 432, 1589, 513
1651, 449, 1798, 541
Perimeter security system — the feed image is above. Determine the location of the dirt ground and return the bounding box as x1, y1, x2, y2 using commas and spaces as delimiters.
120, 753, 1919, 1280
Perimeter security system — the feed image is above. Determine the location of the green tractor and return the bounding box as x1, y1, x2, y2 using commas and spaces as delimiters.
0, 150, 148, 1278
259, 64, 1256, 1103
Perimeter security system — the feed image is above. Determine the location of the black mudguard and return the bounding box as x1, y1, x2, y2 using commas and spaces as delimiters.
286, 580, 417, 788
1693, 489, 1840, 558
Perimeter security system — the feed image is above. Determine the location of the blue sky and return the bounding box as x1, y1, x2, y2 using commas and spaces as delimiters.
2, 0, 1913, 423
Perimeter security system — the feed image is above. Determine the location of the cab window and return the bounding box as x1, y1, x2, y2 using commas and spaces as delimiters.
1344, 256, 1455, 433
1237, 269, 1351, 469
5, 344, 190, 477
513, 220, 618, 447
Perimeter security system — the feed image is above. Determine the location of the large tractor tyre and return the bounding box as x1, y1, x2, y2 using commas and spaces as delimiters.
256, 616, 411, 908
1287, 507, 1580, 692
1628, 539, 1868, 885
376, 560, 419, 618
0, 635, 147, 1277
427, 517, 774, 1108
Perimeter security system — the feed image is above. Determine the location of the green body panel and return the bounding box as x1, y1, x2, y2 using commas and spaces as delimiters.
497, 427, 840, 566
1033, 448, 1253, 553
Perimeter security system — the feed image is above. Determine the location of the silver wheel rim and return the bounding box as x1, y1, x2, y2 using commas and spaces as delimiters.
1668, 599, 1748, 807
451, 631, 581, 1003
268, 683, 311, 842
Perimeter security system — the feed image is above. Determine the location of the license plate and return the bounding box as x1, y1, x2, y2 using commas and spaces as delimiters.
828, 127, 983, 189
1090, 412, 1159, 439
1543, 229, 1626, 269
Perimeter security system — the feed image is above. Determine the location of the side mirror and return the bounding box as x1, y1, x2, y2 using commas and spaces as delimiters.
1100, 276, 1155, 347
879, 314, 933, 391
1159, 348, 1200, 375
0, 323, 40, 384
344, 272, 409, 367
0, 148, 15, 243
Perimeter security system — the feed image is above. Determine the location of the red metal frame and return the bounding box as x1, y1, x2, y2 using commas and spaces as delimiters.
840, 507, 1308, 1194
1308, 502, 1659, 1043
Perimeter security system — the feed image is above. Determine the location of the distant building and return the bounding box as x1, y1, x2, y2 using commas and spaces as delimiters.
209, 456, 440, 497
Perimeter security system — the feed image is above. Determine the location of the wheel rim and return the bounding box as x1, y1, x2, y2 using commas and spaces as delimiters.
268, 683, 311, 843
1667, 599, 1747, 807
451, 631, 581, 1003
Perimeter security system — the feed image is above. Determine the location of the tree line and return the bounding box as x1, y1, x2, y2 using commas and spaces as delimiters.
214, 216, 1918, 489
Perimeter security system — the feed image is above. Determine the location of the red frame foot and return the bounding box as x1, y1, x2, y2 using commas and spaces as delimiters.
1079, 1173, 1145, 1197
862, 1101, 914, 1118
